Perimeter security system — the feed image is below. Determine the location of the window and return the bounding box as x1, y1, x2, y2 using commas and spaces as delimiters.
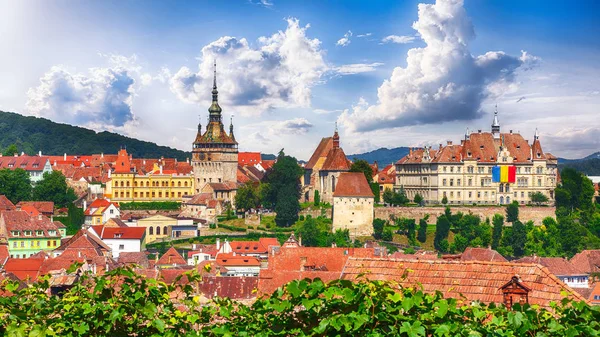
12, 231, 19, 237
156, 226, 161, 235
457, 179, 461, 186
457, 167, 461, 173
164, 226, 168, 235
537, 179, 542, 187
20, 241, 24, 247
149, 227, 154, 235
499, 184, 504, 193
443, 179, 447, 186
477, 192, 481, 198
450, 179, 454, 186
119, 244, 125, 250
468, 179, 473, 186
36, 230, 43, 236
468, 192, 472, 198
184, 181, 188, 187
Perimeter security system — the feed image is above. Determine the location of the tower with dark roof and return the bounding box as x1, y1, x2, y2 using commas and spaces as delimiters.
191, 61, 239, 194
491, 105, 500, 140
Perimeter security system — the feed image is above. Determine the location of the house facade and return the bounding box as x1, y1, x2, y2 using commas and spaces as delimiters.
395, 108, 558, 205
0, 154, 53, 183
0, 211, 66, 258
134, 215, 176, 243
88, 225, 146, 258
332, 172, 374, 237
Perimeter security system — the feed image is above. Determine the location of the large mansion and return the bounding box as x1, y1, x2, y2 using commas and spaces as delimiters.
395, 108, 558, 205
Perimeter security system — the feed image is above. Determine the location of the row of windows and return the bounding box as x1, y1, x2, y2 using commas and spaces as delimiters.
116, 180, 190, 187
442, 190, 547, 200
11, 240, 58, 248
115, 191, 189, 199
148, 226, 169, 236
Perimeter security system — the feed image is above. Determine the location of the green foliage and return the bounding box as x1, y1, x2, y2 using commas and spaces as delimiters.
492, 214, 504, 250
382, 187, 409, 206
530, 191, 549, 205
217, 223, 247, 232
434, 215, 451, 252
0, 110, 190, 160
556, 168, 595, 225
413, 193, 424, 206
295, 216, 353, 247
370, 182, 380, 203
32, 171, 76, 208
511, 220, 527, 257
234, 182, 261, 212
383, 188, 394, 205
382, 228, 394, 241
119, 201, 181, 210
57, 203, 85, 235
0, 168, 32, 203
441, 195, 448, 205
417, 218, 428, 243
506, 201, 519, 223
560, 157, 600, 178
406, 219, 417, 245
313, 190, 320, 206
268, 150, 303, 227
373, 218, 385, 240
350, 159, 374, 183
2, 143, 18, 156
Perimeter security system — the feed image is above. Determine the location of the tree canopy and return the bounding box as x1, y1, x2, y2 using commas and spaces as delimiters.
32, 171, 77, 208
266, 150, 303, 227
0, 168, 31, 203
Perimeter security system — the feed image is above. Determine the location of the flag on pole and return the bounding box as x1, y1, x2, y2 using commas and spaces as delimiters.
492, 166, 516, 183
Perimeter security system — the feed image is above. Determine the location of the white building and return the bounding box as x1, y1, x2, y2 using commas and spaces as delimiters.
332, 172, 375, 237
88, 225, 146, 258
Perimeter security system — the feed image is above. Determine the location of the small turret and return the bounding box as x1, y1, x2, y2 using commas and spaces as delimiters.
492, 104, 500, 140
229, 115, 235, 141
333, 122, 340, 149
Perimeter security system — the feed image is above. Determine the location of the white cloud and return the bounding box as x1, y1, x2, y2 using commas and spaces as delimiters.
313, 108, 343, 115
339, 0, 537, 133
169, 18, 327, 116
544, 127, 600, 158
381, 35, 416, 44
26, 65, 136, 128
333, 62, 384, 75
336, 30, 352, 46
356, 33, 372, 38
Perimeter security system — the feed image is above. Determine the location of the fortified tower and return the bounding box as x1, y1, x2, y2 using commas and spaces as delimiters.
191, 62, 238, 193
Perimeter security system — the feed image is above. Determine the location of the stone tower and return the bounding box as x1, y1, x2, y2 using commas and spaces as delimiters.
191, 62, 238, 193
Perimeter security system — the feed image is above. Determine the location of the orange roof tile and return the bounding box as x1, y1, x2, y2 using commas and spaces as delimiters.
90, 225, 146, 240
2, 258, 45, 282
570, 250, 600, 274
515, 256, 587, 276
305, 137, 333, 170
0, 195, 16, 211
238, 152, 262, 165
333, 172, 374, 197
157, 247, 187, 266
216, 253, 261, 267
459, 247, 507, 262
16, 201, 54, 214
321, 147, 351, 171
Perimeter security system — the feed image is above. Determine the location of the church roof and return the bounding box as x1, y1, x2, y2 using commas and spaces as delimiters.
321, 147, 351, 171
305, 137, 333, 170
333, 172, 374, 198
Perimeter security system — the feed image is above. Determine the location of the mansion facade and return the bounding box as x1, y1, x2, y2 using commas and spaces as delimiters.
395, 108, 558, 205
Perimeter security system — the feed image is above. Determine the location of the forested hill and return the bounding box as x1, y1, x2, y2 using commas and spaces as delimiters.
0, 111, 190, 160
348, 147, 410, 166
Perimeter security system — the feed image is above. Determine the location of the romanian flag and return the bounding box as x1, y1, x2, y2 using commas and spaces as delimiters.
492, 166, 516, 183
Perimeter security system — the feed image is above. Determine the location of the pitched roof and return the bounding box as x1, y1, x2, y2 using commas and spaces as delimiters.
205, 182, 238, 191
16, 201, 54, 214
305, 137, 333, 170
56, 229, 111, 257
459, 247, 508, 262
90, 225, 146, 240
0, 155, 49, 172
2, 258, 45, 282
1, 211, 62, 238
0, 195, 16, 211
186, 193, 213, 206
19, 205, 40, 217
238, 152, 262, 165
118, 252, 149, 268
113, 149, 132, 174
341, 258, 586, 309
515, 256, 587, 276
321, 147, 351, 171
570, 250, 600, 274
229, 238, 280, 255
156, 247, 187, 266
216, 253, 261, 267
377, 164, 396, 184
333, 172, 374, 198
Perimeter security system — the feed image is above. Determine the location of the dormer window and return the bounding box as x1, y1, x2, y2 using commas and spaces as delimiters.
480, 145, 484, 149
24, 230, 32, 236
114, 233, 122, 238
516, 145, 521, 149
467, 152, 472, 157
537, 152, 541, 158
48, 230, 56, 236
36, 230, 43, 236
11, 231, 19, 236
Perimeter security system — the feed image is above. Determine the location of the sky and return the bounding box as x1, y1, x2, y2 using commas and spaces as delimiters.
0, 0, 599, 160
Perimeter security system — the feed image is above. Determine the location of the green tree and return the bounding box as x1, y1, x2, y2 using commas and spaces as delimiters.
530, 191, 549, 205
434, 215, 451, 252
406, 219, 416, 245
266, 150, 303, 227
350, 159, 373, 183
0, 168, 32, 203
234, 182, 260, 213
414, 193, 424, 206
382, 228, 393, 241
32, 171, 76, 208
555, 168, 595, 224
491, 214, 504, 250
2, 144, 18, 156
313, 190, 320, 206
506, 201, 519, 223
296, 217, 320, 247
441, 195, 448, 205
451, 233, 469, 253
392, 186, 409, 206
65, 203, 85, 235
372, 218, 385, 240
511, 220, 527, 257
370, 183, 381, 203
417, 217, 427, 243
383, 188, 394, 205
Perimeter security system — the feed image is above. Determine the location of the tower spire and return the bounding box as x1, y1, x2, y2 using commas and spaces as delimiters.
492, 104, 500, 139
208, 59, 222, 121
229, 114, 235, 140
197, 114, 202, 133
333, 122, 340, 149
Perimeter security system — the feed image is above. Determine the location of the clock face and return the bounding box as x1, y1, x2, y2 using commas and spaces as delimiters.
199, 153, 206, 160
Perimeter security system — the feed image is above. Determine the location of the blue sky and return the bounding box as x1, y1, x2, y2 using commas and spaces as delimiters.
1, 0, 599, 160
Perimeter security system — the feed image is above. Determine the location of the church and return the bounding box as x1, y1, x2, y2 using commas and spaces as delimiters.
190, 62, 239, 205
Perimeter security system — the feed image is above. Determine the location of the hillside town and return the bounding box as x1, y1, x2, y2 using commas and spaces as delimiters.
1, 66, 599, 312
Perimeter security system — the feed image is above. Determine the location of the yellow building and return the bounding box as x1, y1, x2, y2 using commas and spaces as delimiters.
105, 149, 194, 202
135, 215, 176, 243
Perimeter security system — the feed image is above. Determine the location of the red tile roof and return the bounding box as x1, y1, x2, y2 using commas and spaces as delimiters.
56, 229, 111, 257
0, 244, 9, 261
216, 253, 261, 267
1, 211, 62, 238
0, 155, 49, 172
206, 182, 238, 191
18, 205, 40, 217
0, 195, 16, 212
16, 201, 54, 214
570, 250, 600, 274
229, 238, 280, 255
459, 247, 507, 262
90, 225, 146, 240
157, 247, 187, 266
515, 256, 587, 276
377, 164, 396, 184
305, 137, 333, 170
238, 152, 262, 165
321, 147, 351, 171
589, 282, 600, 305
118, 252, 149, 268
341, 258, 587, 309
113, 149, 132, 174
389, 251, 440, 260
2, 258, 45, 282
333, 172, 374, 198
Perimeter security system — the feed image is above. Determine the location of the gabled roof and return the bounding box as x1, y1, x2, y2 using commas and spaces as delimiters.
0, 195, 16, 211
458, 247, 507, 262
305, 137, 333, 170
0, 155, 49, 172
570, 250, 600, 274
156, 247, 187, 266
205, 182, 238, 191
216, 253, 261, 267
515, 256, 587, 276
341, 258, 586, 309
56, 229, 111, 258
229, 238, 279, 255
17, 201, 54, 214
186, 193, 213, 206
333, 172, 374, 198
238, 152, 262, 165
321, 147, 351, 171
377, 164, 396, 184
2, 258, 45, 282
1, 211, 62, 238
118, 252, 149, 268
90, 225, 146, 240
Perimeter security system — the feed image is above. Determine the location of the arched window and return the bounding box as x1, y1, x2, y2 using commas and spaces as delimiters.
146, 181, 149, 187
506, 185, 510, 193
499, 196, 504, 204
126, 181, 130, 187
499, 184, 504, 193
506, 196, 511, 204
120, 181, 124, 187
156, 226, 161, 235
164, 226, 168, 236
178, 181, 181, 187
331, 175, 336, 193
184, 181, 188, 187
149, 227, 153, 235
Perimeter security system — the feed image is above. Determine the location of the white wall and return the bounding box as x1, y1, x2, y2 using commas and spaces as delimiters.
103, 238, 141, 258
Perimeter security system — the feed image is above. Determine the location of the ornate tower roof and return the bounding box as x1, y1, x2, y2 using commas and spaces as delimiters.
208, 61, 222, 120
492, 104, 500, 139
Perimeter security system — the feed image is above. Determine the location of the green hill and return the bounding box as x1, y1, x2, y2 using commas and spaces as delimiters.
0, 111, 191, 160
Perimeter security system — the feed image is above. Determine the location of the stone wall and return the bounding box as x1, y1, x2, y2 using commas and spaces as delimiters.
374, 206, 555, 225
332, 196, 374, 237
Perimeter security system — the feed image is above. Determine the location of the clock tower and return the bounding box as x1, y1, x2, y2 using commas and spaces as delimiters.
191, 61, 238, 193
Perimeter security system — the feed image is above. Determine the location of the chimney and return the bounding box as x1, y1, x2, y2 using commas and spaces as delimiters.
101, 152, 104, 158
447, 141, 453, 146
20, 152, 24, 156
14, 153, 18, 157
439, 144, 442, 150
192, 243, 197, 250
300, 256, 307, 271
159, 165, 163, 174
38, 150, 42, 157
16, 204, 21, 211
53, 161, 57, 167
83, 200, 87, 211
38, 214, 43, 220
108, 170, 111, 178
64, 153, 67, 161
78, 251, 82, 258
298, 234, 302, 247
186, 158, 190, 164
510, 130, 513, 134
478, 129, 482, 133
216, 238, 220, 250
409, 148, 413, 156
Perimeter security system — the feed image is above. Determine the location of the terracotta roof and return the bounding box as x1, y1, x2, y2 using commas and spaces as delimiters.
56, 229, 111, 257
0, 244, 9, 261
194, 121, 237, 145
206, 182, 238, 191
198, 276, 258, 300
84, 199, 118, 216
570, 250, 600, 274
377, 164, 396, 184
90, 225, 146, 240
2, 258, 45, 282
589, 282, 600, 305
0, 155, 49, 172
229, 238, 280, 255
305, 137, 333, 170
113, 149, 132, 174
1, 211, 62, 238
237, 167, 252, 184
321, 147, 351, 171
216, 253, 261, 267
17, 201, 54, 214
186, 193, 213, 206
260, 160, 275, 170
389, 251, 440, 260
459, 247, 507, 262
156, 247, 187, 266
19, 205, 40, 216
333, 172, 374, 198
396, 148, 438, 165
341, 258, 587, 309
0, 195, 16, 211
118, 252, 149, 268
515, 256, 587, 276
238, 152, 262, 165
